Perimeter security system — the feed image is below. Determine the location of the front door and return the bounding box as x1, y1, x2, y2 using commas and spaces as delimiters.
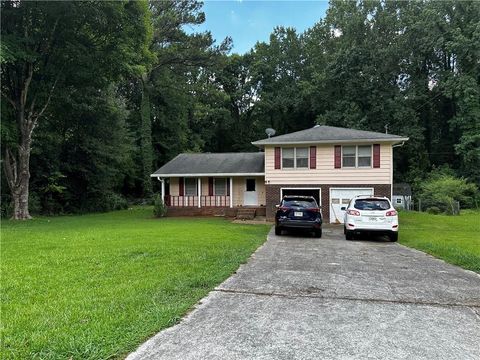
243, 178, 258, 206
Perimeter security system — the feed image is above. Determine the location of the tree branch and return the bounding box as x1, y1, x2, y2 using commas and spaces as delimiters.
29, 72, 61, 133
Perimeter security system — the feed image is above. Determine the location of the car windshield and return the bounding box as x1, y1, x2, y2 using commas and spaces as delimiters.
282, 198, 317, 208
354, 199, 390, 211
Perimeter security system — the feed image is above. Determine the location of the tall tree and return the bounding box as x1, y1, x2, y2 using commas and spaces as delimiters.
1, 1, 151, 219
137, 0, 230, 196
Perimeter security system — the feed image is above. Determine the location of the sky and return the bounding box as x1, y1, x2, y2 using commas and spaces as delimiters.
188, 1, 329, 54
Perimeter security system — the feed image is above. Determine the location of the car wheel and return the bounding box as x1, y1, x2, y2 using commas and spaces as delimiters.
345, 230, 354, 240
275, 226, 282, 236
343, 226, 346, 235
390, 232, 398, 242
314, 229, 322, 238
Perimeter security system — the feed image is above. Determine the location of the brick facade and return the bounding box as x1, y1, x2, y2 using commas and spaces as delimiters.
265, 184, 392, 221
166, 206, 266, 218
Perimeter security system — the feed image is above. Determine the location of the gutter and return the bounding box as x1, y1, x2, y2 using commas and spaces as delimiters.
252, 137, 410, 147
150, 172, 265, 178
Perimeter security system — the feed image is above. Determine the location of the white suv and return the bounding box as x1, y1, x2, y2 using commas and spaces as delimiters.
343, 195, 399, 242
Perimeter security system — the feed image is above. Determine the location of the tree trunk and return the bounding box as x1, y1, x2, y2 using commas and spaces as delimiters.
4, 101, 34, 220
4, 140, 33, 220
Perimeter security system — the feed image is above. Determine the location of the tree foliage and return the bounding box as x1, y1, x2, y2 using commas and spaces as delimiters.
1, 0, 479, 218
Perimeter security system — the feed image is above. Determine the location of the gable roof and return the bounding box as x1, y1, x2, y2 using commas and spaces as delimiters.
252, 125, 408, 146
151, 152, 264, 177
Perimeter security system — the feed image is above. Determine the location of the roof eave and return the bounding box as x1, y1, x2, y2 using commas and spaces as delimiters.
252, 137, 409, 147
150, 172, 265, 178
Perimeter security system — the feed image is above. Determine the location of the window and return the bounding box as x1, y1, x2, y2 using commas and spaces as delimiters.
396, 198, 402, 204
342, 145, 372, 168
357, 145, 372, 167
342, 146, 356, 167
296, 147, 309, 168
214, 178, 226, 195
282, 147, 309, 169
282, 148, 294, 168
246, 179, 256, 192
354, 199, 390, 210
184, 178, 197, 196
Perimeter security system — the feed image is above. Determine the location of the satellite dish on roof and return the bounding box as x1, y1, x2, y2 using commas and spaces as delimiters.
265, 128, 276, 138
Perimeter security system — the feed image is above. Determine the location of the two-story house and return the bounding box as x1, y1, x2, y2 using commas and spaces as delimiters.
151, 125, 408, 223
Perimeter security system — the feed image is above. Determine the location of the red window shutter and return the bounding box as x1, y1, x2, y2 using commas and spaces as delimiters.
179, 177, 185, 196
274, 147, 281, 169
334, 145, 341, 168
226, 178, 230, 196
310, 146, 316, 169
208, 177, 214, 196
373, 144, 380, 168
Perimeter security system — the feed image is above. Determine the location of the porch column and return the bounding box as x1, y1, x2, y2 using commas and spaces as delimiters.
229, 177, 233, 208
197, 177, 201, 208
160, 178, 165, 204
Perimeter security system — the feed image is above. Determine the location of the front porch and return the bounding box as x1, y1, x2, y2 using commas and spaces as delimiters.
156, 175, 266, 211
164, 195, 231, 208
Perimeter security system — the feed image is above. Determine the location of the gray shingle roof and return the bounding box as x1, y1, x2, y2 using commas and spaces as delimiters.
151, 152, 264, 177
252, 125, 408, 146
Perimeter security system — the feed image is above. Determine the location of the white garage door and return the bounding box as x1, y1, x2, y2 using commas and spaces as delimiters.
330, 188, 373, 223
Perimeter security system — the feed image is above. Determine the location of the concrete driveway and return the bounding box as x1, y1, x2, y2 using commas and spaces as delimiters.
127, 226, 480, 360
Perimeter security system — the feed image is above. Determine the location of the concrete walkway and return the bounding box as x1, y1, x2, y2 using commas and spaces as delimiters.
127, 226, 480, 360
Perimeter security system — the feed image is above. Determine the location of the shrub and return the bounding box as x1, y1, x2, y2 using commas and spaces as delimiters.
426, 206, 441, 215
85, 192, 128, 213
109, 193, 129, 211
1, 195, 13, 219
29, 192, 42, 215
153, 194, 167, 218
418, 174, 478, 215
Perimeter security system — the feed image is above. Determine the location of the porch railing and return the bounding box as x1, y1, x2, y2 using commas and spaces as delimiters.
164, 195, 230, 207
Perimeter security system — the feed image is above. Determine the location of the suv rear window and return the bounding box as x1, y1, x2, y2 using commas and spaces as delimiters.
282, 198, 317, 208
354, 199, 390, 211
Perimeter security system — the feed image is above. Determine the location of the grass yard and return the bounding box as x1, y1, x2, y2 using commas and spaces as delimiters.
399, 210, 480, 273
0, 208, 270, 359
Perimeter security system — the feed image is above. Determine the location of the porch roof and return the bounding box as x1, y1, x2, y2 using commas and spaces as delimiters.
151, 152, 265, 178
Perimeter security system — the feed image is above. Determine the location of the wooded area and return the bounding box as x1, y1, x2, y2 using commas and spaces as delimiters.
1, 0, 479, 219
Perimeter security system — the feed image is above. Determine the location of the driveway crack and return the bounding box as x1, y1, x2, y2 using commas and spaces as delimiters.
214, 287, 480, 309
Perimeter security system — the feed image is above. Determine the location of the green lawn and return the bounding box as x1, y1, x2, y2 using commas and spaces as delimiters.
1, 208, 270, 359
399, 210, 480, 273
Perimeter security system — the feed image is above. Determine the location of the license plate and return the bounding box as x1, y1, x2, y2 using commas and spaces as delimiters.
294, 211, 303, 217
368, 217, 378, 222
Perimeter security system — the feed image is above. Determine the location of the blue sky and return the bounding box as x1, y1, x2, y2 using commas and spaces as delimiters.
188, 1, 329, 54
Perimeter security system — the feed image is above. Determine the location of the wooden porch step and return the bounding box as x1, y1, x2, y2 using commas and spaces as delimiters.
236, 208, 257, 220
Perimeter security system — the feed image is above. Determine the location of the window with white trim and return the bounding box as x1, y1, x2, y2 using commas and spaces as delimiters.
282, 148, 294, 168
342, 146, 356, 167
357, 145, 372, 167
214, 178, 227, 195
282, 147, 309, 169
342, 145, 372, 168
295, 147, 309, 168
184, 178, 197, 196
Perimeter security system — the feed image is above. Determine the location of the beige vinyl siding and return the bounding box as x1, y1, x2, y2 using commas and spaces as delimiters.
232, 176, 266, 206
265, 144, 392, 185
168, 176, 265, 206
